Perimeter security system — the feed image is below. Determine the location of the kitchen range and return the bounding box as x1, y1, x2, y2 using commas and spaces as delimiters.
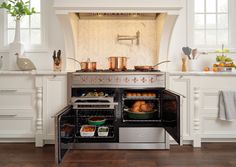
55, 69, 183, 165
53, 1, 184, 164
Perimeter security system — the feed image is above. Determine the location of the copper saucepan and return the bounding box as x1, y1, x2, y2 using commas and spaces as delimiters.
134, 60, 171, 71
108, 57, 128, 71
67, 58, 97, 71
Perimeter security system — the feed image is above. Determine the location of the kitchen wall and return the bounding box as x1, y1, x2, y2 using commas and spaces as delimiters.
75, 19, 158, 69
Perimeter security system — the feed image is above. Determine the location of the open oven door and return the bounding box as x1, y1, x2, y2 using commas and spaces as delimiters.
162, 90, 183, 145
55, 105, 75, 165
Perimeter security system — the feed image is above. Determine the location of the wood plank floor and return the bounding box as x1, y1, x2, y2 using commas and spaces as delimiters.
0, 143, 236, 167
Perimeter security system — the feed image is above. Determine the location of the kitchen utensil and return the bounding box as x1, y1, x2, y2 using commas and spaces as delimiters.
134, 60, 171, 71
181, 57, 187, 72
108, 57, 128, 71
192, 49, 198, 60
182, 47, 192, 60
53, 50, 62, 71
124, 109, 157, 119
88, 117, 106, 126
67, 57, 97, 71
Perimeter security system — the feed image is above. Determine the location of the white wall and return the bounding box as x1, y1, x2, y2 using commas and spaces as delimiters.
168, 0, 236, 71
0, 0, 65, 71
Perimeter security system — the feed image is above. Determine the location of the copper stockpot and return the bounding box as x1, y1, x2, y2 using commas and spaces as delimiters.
108, 57, 128, 71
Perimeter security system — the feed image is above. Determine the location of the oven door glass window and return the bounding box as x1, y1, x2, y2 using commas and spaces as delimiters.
162, 90, 182, 145
55, 105, 75, 165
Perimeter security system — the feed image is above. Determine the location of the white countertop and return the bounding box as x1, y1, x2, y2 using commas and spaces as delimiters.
0, 70, 67, 75
1, 70, 236, 76
169, 71, 236, 76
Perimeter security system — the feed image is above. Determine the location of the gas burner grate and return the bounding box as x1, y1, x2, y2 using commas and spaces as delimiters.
75, 69, 161, 72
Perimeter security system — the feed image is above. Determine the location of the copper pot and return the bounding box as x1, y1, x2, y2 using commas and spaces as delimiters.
67, 58, 97, 71
108, 57, 128, 71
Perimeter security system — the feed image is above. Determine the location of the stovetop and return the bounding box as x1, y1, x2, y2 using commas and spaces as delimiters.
75, 69, 161, 72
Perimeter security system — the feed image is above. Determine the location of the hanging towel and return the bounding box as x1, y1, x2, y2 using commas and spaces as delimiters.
218, 91, 236, 121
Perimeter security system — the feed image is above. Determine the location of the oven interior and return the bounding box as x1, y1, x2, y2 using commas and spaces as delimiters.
60, 87, 177, 143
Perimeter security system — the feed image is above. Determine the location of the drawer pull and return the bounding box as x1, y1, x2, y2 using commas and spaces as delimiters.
0, 89, 18, 93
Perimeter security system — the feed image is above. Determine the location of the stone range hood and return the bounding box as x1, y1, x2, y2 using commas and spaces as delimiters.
54, 0, 183, 71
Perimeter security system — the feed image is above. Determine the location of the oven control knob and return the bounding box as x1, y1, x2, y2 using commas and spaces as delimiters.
108, 77, 112, 82
116, 77, 121, 83
125, 77, 129, 83
82, 77, 86, 82
133, 77, 138, 83
141, 77, 147, 83
150, 77, 155, 83
98, 78, 103, 82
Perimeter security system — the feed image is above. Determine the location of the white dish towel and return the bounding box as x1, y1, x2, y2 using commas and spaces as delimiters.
218, 91, 236, 121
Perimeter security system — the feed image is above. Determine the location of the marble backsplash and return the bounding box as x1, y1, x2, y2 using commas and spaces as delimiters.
75, 20, 158, 69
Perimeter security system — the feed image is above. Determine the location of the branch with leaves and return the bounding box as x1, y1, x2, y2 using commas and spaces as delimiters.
0, 0, 36, 20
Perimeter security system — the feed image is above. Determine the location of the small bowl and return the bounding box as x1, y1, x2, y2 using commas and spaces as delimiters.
88, 117, 106, 126
98, 126, 109, 137
80, 125, 96, 137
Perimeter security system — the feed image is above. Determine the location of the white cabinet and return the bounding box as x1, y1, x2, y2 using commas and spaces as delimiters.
0, 72, 67, 146
198, 77, 236, 140
0, 75, 35, 140
42, 75, 67, 142
169, 73, 236, 147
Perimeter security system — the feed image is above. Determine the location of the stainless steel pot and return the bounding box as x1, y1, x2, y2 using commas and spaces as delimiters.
108, 57, 128, 71
67, 58, 97, 71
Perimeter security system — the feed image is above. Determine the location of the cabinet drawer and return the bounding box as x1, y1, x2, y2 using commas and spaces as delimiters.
0, 76, 34, 89
119, 128, 165, 143
201, 116, 236, 136
0, 90, 35, 113
0, 115, 35, 138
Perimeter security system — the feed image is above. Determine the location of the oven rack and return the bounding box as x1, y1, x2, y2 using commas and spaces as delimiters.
76, 120, 115, 127
77, 115, 115, 118
122, 119, 162, 123
72, 96, 114, 103
123, 97, 160, 100
76, 109, 115, 117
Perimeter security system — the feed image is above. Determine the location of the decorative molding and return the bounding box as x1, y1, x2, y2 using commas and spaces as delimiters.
193, 87, 201, 147
35, 86, 43, 147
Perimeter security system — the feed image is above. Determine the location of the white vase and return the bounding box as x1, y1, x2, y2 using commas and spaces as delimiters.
7, 19, 24, 70
188, 59, 198, 71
